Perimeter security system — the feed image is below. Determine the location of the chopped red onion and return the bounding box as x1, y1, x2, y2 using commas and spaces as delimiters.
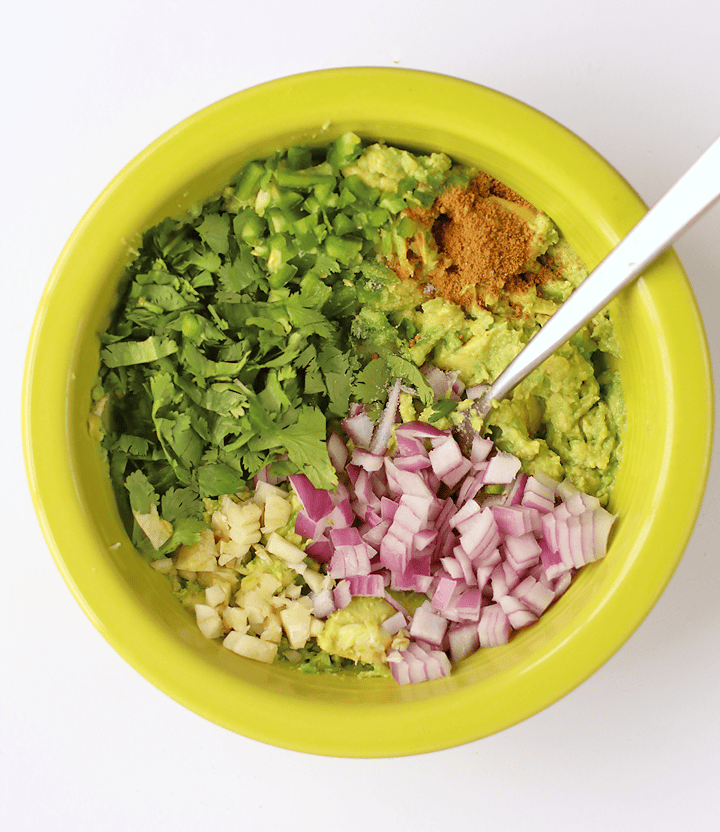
333, 580, 352, 610
305, 539, 331, 563
513, 575, 555, 616
394, 421, 449, 442
428, 435, 465, 479
465, 383, 489, 400
453, 587, 483, 622
350, 448, 385, 472
470, 435, 494, 463
504, 473, 528, 507
503, 532, 542, 572
409, 601, 449, 646
432, 576, 464, 611
343, 411, 375, 449
478, 604, 511, 648
288, 376, 618, 685
395, 434, 428, 457
369, 378, 402, 456
289, 474, 334, 522
348, 574, 385, 597
394, 453, 432, 472
483, 451, 522, 485
381, 610, 408, 635
327, 432, 349, 471
421, 363, 454, 400
448, 622, 480, 662
311, 588, 336, 619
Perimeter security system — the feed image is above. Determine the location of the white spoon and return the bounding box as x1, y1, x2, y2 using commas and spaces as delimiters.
475, 135, 720, 421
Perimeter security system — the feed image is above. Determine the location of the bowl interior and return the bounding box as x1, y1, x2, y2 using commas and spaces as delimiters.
24, 68, 713, 757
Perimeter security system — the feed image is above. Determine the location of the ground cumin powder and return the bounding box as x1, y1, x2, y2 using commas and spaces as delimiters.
402, 174, 545, 309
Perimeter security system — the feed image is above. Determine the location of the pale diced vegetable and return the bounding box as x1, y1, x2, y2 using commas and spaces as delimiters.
133, 504, 173, 550
194, 604, 223, 639
223, 631, 278, 663
265, 532, 306, 564
175, 528, 218, 572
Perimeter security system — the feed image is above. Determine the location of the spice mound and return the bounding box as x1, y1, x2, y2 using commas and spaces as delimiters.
401, 174, 559, 309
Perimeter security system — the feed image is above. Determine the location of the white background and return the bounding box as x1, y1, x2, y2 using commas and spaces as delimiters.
3, 1, 719, 829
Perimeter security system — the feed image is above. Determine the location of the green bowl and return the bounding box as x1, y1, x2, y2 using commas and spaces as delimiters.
23, 68, 713, 757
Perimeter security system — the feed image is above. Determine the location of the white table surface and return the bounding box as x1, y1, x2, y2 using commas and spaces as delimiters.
3, 1, 718, 829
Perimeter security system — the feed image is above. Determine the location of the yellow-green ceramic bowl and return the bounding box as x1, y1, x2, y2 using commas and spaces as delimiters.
23, 68, 713, 757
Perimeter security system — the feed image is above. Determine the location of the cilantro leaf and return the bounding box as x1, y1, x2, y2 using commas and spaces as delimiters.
196, 213, 231, 255
101, 336, 179, 368
281, 408, 337, 490
427, 399, 460, 422
353, 354, 433, 406
125, 469, 158, 514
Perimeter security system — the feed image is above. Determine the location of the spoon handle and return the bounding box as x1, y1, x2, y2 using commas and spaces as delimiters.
477, 135, 720, 416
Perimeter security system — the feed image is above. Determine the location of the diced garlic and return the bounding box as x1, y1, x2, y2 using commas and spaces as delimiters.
251, 545, 272, 565
194, 604, 223, 639
221, 495, 262, 528
205, 583, 227, 608
295, 594, 314, 611
231, 530, 263, 550
253, 481, 288, 505
211, 510, 231, 539
302, 569, 328, 594
391, 629, 410, 652
217, 539, 246, 567
132, 504, 173, 551
256, 572, 282, 598
285, 583, 303, 601
150, 557, 174, 575
260, 613, 283, 644
175, 528, 218, 572
265, 532, 306, 564
261, 492, 291, 533
280, 602, 312, 649
223, 631, 278, 663
222, 606, 249, 632
241, 590, 272, 624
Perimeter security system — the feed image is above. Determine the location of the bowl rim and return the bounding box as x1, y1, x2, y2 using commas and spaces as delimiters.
23, 67, 714, 756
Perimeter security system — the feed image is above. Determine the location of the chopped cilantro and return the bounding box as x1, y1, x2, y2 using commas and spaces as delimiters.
94, 134, 457, 548
427, 398, 460, 422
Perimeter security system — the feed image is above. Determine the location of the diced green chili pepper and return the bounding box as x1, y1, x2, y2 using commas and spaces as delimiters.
267, 262, 298, 288
313, 179, 337, 207
275, 169, 336, 190
233, 209, 266, 244
397, 216, 420, 238
333, 213, 356, 236
378, 193, 407, 214
234, 160, 266, 201
343, 174, 380, 205
326, 132, 363, 168
325, 235, 362, 266
484, 483, 505, 495
286, 146, 313, 171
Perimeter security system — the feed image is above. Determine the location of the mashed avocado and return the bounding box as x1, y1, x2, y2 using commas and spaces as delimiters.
353, 150, 625, 504
316, 596, 396, 666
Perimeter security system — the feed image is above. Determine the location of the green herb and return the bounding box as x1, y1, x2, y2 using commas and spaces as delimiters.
95, 134, 457, 549
427, 398, 460, 422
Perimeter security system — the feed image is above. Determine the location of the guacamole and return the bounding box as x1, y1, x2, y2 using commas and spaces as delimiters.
94, 133, 624, 680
